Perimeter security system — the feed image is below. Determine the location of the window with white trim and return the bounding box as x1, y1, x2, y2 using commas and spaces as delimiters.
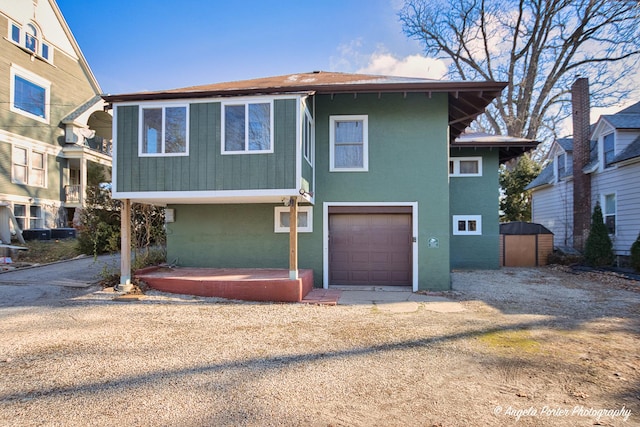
556, 153, 566, 179
449, 157, 482, 177
8, 21, 53, 62
12, 145, 46, 187
12, 204, 42, 230
603, 194, 616, 235
274, 206, 313, 233
303, 109, 313, 164
10, 66, 51, 122
139, 105, 189, 156
603, 133, 615, 168
330, 115, 368, 171
29, 205, 42, 229
453, 215, 482, 235
222, 101, 273, 153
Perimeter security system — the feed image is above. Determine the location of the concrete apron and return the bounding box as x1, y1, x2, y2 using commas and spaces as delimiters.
333, 286, 465, 313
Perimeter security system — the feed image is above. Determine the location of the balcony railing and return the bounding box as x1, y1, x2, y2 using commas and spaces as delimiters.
84, 136, 113, 156
65, 184, 81, 203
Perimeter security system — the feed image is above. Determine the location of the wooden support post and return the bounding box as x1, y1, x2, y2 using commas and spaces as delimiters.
289, 197, 298, 280
118, 198, 133, 292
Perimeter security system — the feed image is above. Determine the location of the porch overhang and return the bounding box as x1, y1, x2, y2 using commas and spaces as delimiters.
112, 190, 314, 206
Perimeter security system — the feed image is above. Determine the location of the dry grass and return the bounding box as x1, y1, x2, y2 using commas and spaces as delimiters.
12, 239, 82, 264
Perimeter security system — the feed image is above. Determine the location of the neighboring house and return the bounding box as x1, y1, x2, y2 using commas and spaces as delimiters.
0, 0, 111, 239
103, 72, 536, 291
528, 78, 640, 260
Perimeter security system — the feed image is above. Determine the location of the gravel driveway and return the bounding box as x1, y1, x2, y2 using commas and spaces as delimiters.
0, 265, 638, 426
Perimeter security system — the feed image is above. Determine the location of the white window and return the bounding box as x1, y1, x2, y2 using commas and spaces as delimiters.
330, 115, 368, 171
13, 204, 26, 230
603, 194, 616, 235
12, 145, 46, 187
29, 205, 42, 229
449, 157, 482, 177
303, 110, 313, 164
8, 21, 53, 62
274, 206, 313, 233
603, 133, 615, 168
222, 101, 273, 154
12, 204, 42, 230
453, 215, 482, 235
139, 105, 189, 156
10, 66, 51, 123
556, 153, 566, 179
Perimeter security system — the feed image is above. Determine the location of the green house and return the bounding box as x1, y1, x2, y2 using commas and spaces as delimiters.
104, 72, 536, 292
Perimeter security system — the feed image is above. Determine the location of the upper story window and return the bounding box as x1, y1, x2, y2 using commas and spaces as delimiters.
453, 215, 482, 235
330, 115, 368, 172
603, 133, 615, 168
12, 145, 47, 188
10, 65, 51, 123
9, 21, 53, 62
556, 153, 566, 179
139, 105, 189, 156
303, 110, 313, 164
603, 194, 616, 235
449, 157, 482, 177
222, 101, 273, 154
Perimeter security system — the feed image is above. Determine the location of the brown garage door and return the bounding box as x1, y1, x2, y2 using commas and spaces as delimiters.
329, 211, 412, 286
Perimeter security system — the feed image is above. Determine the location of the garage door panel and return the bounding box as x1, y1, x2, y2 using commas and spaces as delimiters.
329, 212, 412, 286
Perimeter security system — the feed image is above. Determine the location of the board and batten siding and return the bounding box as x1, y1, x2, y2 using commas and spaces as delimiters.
531, 180, 573, 248
591, 161, 640, 255
115, 99, 298, 193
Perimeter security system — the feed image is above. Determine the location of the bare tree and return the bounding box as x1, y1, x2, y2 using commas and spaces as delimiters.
400, 0, 640, 143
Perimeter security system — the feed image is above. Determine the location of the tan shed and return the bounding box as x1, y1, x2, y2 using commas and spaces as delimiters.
500, 222, 554, 267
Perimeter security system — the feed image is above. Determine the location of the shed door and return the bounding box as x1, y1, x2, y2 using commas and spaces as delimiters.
329, 213, 412, 286
503, 235, 537, 267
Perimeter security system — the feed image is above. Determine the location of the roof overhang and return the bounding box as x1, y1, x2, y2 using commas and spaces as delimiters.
452, 132, 539, 163
102, 72, 507, 142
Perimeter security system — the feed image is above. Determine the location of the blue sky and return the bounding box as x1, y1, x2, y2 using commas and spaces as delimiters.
57, 0, 442, 95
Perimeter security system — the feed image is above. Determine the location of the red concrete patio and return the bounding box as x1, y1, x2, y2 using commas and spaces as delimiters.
135, 267, 315, 302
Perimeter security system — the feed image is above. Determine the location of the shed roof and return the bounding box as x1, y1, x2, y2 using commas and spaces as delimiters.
452, 132, 539, 163
500, 221, 553, 235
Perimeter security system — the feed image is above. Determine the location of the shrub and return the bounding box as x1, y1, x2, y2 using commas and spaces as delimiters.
583, 203, 614, 267
630, 232, 640, 272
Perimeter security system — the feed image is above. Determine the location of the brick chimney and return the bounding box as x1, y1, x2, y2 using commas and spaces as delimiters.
571, 78, 591, 251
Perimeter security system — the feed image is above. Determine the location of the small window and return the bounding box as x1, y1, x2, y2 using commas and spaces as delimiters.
139, 105, 189, 156
557, 153, 566, 179
222, 101, 273, 153
41, 42, 49, 60
330, 115, 368, 171
449, 157, 482, 177
274, 206, 313, 233
303, 110, 313, 164
603, 194, 616, 235
11, 23, 20, 43
13, 204, 26, 230
29, 205, 42, 229
453, 215, 482, 235
12, 146, 47, 187
25, 24, 38, 53
603, 133, 615, 168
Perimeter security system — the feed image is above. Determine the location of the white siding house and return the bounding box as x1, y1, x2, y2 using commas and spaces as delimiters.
528, 101, 640, 258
